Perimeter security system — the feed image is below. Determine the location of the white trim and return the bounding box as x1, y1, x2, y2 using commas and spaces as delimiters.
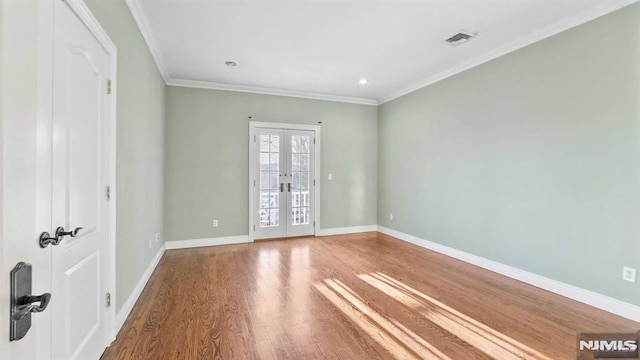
314, 130, 322, 235
106, 26, 119, 351
248, 122, 322, 241
249, 125, 256, 242
65, 0, 117, 54
250, 121, 321, 132
377, 226, 640, 322
115, 244, 166, 333
124, 0, 170, 82
168, 79, 378, 106
379, 0, 638, 104
35, 0, 55, 357
317, 225, 378, 236
165, 235, 249, 249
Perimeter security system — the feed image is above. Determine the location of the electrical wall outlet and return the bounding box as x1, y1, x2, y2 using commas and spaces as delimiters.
155, 233, 160, 242
327, 173, 333, 181
212, 219, 219, 228
389, 213, 393, 221
622, 267, 636, 283
148, 238, 152, 249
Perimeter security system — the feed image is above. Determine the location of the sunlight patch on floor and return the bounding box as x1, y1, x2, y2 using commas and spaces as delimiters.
359, 272, 552, 360
314, 278, 451, 360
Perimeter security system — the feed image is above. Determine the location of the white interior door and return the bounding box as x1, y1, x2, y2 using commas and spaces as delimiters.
253, 127, 316, 239
50, 1, 111, 358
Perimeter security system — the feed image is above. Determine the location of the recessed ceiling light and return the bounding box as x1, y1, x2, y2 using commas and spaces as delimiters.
225, 61, 237, 67
359, 78, 369, 85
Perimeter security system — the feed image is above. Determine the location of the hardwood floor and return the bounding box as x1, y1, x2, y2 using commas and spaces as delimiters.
101, 232, 638, 360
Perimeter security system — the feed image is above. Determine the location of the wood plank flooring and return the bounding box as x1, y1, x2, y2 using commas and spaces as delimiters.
101, 232, 638, 359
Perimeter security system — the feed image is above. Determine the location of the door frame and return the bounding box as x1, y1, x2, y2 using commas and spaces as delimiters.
248, 122, 321, 242
36, 0, 118, 357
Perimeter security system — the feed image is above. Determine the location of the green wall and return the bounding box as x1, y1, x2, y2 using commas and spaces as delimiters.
164, 87, 377, 241
85, 0, 166, 311
378, 4, 640, 305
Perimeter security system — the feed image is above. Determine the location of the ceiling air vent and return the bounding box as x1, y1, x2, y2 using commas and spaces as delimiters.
445, 31, 476, 45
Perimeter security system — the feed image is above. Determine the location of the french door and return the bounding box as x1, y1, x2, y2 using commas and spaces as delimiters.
252, 127, 316, 239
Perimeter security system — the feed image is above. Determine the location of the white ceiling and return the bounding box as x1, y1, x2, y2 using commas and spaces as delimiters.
130, 0, 635, 105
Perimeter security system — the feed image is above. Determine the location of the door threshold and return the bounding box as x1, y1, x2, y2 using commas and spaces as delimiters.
254, 235, 316, 242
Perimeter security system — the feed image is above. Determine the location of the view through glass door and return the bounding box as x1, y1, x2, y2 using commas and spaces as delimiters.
253, 127, 315, 239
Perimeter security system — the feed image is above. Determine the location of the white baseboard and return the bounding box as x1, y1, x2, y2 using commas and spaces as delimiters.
115, 243, 166, 333
377, 226, 640, 323
165, 235, 249, 249
317, 225, 378, 236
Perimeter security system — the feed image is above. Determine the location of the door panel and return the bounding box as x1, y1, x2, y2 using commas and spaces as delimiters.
286, 130, 315, 237
65, 251, 100, 358
51, 0, 109, 358
67, 46, 101, 236
66, 58, 102, 247
254, 128, 315, 239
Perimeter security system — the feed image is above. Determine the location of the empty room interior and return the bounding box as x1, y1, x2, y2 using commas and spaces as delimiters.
1, 0, 640, 359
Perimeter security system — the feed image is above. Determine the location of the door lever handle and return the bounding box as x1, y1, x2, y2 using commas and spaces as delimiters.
10, 262, 51, 341
39, 226, 83, 248
56, 226, 83, 239
12, 293, 51, 320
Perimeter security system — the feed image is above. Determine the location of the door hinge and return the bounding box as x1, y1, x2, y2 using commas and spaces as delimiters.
313, 179, 315, 186
313, 221, 316, 227
253, 180, 255, 187
254, 135, 256, 142
105, 186, 111, 200
253, 225, 256, 232
314, 138, 316, 145
107, 80, 112, 94
106, 293, 111, 307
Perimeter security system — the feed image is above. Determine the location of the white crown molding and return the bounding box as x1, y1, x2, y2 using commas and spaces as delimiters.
116, 243, 166, 333
379, 0, 638, 104
126, 0, 635, 106
167, 78, 379, 106
377, 226, 640, 323
317, 225, 378, 236
125, 0, 170, 82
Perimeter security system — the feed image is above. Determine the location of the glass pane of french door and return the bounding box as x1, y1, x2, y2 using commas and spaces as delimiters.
254, 129, 285, 239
